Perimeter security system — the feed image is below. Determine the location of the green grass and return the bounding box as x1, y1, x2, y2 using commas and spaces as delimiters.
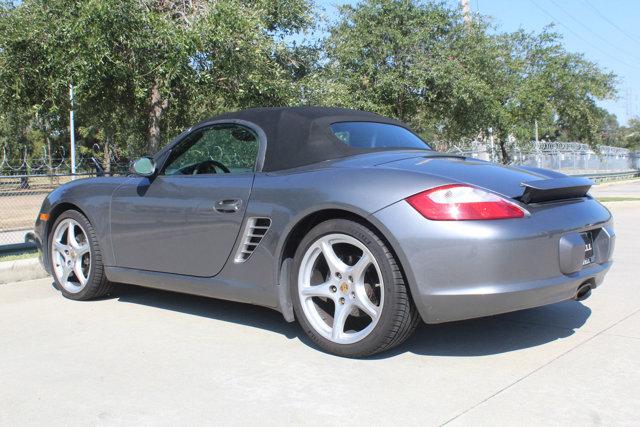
598, 196, 640, 203
0, 250, 39, 262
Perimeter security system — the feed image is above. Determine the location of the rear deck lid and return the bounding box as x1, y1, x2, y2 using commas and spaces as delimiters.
378, 156, 547, 199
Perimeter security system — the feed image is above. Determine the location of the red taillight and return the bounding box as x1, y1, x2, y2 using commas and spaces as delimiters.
406, 184, 526, 220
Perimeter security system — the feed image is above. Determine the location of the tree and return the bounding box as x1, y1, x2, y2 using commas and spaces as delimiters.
622, 118, 640, 150
319, 0, 497, 144
598, 112, 623, 147
0, 0, 622, 170
476, 27, 616, 162
0, 0, 313, 171
0, 1, 72, 166
320, 1, 617, 162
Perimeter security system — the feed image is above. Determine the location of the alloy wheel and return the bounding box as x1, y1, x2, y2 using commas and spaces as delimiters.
297, 233, 384, 344
51, 218, 91, 293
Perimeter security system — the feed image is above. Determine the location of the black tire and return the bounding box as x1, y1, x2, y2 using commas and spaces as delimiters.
48, 210, 112, 300
290, 219, 420, 357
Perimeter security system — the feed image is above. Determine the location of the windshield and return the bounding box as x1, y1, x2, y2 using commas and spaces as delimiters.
330, 122, 431, 150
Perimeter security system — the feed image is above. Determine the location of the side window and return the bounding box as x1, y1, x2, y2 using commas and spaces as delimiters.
163, 124, 259, 175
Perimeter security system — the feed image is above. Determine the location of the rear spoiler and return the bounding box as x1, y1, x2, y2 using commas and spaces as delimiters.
519, 177, 593, 204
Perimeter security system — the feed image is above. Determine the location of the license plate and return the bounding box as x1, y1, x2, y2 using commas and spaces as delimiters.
581, 232, 595, 265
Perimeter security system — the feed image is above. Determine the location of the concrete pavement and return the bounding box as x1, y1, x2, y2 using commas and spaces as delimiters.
1, 202, 639, 426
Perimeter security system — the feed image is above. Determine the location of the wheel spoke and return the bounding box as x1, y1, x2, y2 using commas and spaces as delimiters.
332, 302, 351, 340
76, 243, 90, 257
67, 222, 80, 249
61, 263, 72, 283
321, 240, 348, 274
53, 252, 62, 266
349, 252, 372, 283
354, 283, 379, 319
54, 241, 69, 254
73, 258, 88, 285
300, 281, 334, 299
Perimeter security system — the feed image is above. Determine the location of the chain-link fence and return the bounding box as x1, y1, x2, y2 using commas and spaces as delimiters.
0, 141, 638, 249
1, 152, 129, 248
1, 146, 130, 177
0, 173, 93, 248
448, 141, 639, 173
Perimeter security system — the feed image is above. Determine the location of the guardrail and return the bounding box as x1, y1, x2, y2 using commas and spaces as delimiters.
576, 170, 640, 183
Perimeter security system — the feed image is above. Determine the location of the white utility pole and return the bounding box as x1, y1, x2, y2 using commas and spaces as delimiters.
535, 120, 539, 143
460, 0, 471, 26
69, 83, 77, 176
488, 127, 495, 162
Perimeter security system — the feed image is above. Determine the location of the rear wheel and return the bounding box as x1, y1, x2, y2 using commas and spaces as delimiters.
291, 219, 420, 357
49, 210, 112, 300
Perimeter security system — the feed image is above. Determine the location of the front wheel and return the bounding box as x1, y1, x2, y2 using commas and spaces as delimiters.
49, 210, 112, 300
291, 219, 420, 357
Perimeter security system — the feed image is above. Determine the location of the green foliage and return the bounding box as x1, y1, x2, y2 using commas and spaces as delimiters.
0, 0, 624, 169
319, 1, 617, 161
319, 0, 497, 144
0, 0, 313, 166
622, 119, 640, 150
480, 26, 617, 160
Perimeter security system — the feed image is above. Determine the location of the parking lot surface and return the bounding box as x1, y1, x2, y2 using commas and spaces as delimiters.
1, 201, 639, 426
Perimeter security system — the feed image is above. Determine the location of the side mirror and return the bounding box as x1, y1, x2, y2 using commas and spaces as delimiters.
132, 157, 156, 177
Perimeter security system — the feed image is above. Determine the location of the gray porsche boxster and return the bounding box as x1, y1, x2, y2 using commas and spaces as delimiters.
34, 107, 614, 357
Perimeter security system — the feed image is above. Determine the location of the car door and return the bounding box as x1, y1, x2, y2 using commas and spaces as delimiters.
109, 123, 261, 277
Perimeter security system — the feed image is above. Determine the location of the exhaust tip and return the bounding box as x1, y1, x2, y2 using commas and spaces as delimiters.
574, 282, 593, 301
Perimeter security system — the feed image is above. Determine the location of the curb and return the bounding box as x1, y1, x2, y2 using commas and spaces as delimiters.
0, 257, 49, 284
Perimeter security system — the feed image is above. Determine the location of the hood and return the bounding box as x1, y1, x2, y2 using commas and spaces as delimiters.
377, 155, 550, 199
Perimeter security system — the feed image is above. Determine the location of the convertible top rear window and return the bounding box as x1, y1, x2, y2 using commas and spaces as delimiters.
330, 122, 431, 150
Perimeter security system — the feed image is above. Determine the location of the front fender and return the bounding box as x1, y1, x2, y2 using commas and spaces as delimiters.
35, 177, 130, 269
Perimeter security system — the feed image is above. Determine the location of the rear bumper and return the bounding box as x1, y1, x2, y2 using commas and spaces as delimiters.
418, 261, 611, 323
373, 197, 615, 324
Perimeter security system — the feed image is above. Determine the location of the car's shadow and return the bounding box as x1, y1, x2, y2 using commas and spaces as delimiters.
111, 283, 591, 358
382, 301, 591, 359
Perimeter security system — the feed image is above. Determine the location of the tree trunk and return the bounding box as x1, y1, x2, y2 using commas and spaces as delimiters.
46, 133, 53, 185
46, 135, 52, 172
103, 131, 112, 176
44, 116, 53, 183
147, 79, 168, 154
497, 133, 510, 164
499, 141, 509, 164
394, 93, 404, 123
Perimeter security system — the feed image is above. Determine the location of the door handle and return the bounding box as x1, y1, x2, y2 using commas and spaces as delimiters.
214, 199, 242, 213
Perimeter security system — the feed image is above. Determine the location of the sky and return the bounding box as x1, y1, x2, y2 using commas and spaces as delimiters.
315, 0, 640, 125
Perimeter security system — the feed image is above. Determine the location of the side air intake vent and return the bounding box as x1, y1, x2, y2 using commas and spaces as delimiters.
234, 217, 271, 263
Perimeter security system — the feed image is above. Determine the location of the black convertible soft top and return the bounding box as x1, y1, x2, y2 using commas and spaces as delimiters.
206, 107, 419, 172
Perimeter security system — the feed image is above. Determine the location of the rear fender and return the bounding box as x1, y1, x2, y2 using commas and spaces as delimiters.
274, 202, 424, 323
